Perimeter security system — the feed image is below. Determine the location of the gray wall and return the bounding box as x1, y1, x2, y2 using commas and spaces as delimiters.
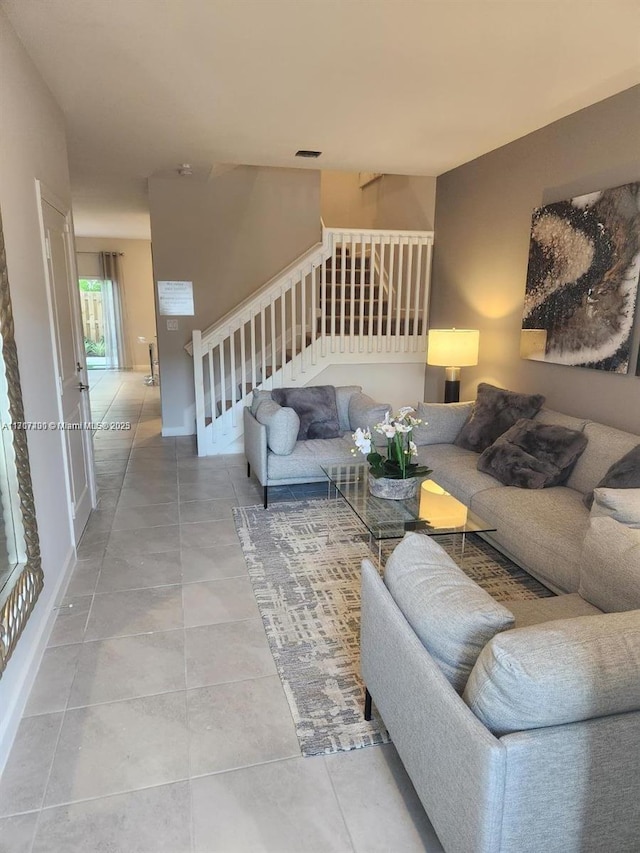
148, 166, 321, 433
429, 85, 640, 433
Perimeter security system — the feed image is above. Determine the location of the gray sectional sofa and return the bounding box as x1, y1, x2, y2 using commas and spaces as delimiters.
361, 400, 640, 853
413, 401, 639, 594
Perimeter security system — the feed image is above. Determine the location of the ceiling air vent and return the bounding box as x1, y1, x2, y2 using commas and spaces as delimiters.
295, 150, 322, 158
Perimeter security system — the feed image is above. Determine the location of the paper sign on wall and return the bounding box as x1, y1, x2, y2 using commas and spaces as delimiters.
157, 280, 194, 316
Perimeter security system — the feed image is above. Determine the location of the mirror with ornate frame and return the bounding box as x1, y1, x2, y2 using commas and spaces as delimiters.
0, 207, 44, 677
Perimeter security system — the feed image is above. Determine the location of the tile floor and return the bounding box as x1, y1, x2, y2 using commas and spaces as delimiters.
0, 371, 444, 853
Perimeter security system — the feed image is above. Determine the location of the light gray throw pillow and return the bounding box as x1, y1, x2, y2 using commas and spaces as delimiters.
335, 385, 362, 432
579, 503, 640, 613
348, 392, 391, 448
590, 487, 640, 528
250, 389, 272, 416
255, 400, 299, 456
583, 443, 640, 508
464, 610, 640, 735
383, 533, 515, 693
412, 401, 473, 446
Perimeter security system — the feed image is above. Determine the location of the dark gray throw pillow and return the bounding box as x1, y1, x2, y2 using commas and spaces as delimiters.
454, 383, 546, 453
477, 419, 588, 489
584, 444, 640, 509
271, 385, 341, 441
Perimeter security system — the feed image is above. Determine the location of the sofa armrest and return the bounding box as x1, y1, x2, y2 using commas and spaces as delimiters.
243, 407, 268, 486
500, 712, 640, 851
361, 559, 506, 853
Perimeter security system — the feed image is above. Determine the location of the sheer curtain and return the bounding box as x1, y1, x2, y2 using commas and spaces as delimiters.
100, 252, 132, 370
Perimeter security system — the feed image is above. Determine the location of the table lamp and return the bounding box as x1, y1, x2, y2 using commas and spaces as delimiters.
427, 328, 479, 403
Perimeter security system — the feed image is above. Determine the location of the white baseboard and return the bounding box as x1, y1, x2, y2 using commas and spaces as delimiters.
161, 425, 195, 437
0, 545, 76, 775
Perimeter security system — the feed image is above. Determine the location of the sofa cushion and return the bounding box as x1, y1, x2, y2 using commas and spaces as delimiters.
477, 419, 588, 489
412, 401, 473, 446
471, 486, 589, 593
566, 423, 639, 496
415, 445, 501, 505
463, 610, 640, 736
267, 435, 354, 480
348, 392, 391, 446
579, 513, 640, 613
272, 385, 341, 440
335, 385, 362, 431
454, 383, 545, 453
383, 532, 514, 693
583, 444, 640, 508
506, 593, 601, 629
255, 400, 299, 455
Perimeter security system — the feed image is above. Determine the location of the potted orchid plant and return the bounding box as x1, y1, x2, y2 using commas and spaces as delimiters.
352, 407, 432, 499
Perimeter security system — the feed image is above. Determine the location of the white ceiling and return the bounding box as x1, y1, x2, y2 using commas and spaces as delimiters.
3, 0, 640, 240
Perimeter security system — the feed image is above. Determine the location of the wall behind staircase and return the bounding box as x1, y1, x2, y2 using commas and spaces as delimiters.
321, 171, 437, 234
148, 166, 321, 434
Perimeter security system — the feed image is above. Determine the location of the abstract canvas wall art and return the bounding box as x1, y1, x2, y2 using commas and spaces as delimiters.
521, 182, 640, 373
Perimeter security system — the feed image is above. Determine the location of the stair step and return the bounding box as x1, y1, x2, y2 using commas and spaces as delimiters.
326, 255, 370, 268
318, 301, 389, 317
324, 270, 371, 285
323, 284, 375, 298
316, 317, 418, 335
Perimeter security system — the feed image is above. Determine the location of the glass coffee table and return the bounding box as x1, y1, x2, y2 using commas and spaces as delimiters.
321, 462, 496, 564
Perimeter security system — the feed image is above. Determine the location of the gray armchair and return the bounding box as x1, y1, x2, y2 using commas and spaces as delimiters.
243, 385, 390, 507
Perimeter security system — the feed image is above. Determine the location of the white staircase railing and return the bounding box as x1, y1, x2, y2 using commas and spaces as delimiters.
189, 226, 434, 455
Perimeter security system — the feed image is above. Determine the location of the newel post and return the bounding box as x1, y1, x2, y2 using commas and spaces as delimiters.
192, 330, 207, 456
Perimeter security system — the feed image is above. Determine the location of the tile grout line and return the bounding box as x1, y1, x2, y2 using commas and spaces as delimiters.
322, 755, 359, 853
31, 372, 136, 839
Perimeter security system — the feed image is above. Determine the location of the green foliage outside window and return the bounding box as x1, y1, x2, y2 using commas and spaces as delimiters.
84, 337, 106, 357
79, 278, 103, 292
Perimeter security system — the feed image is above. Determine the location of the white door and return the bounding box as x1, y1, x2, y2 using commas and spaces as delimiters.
39, 192, 95, 543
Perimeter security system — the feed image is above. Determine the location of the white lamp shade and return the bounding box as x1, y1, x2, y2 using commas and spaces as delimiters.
427, 329, 479, 367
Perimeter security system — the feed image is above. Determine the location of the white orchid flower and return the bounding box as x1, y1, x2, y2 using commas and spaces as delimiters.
409, 440, 418, 457
395, 423, 411, 434
352, 427, 372, 455
376, 423, 397, 439
398, 406, 415, 418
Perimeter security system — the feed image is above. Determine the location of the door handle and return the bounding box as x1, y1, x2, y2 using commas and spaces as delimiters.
78, 383, 89, 392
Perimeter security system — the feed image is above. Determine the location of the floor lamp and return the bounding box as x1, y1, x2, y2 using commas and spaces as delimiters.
427, 329, 479, 403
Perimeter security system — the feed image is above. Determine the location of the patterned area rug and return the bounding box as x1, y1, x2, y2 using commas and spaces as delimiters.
232, 498, 552, 757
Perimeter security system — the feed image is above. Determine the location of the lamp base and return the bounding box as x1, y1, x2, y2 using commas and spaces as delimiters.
444, 379, 460, 404
443, 367, 461, 403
